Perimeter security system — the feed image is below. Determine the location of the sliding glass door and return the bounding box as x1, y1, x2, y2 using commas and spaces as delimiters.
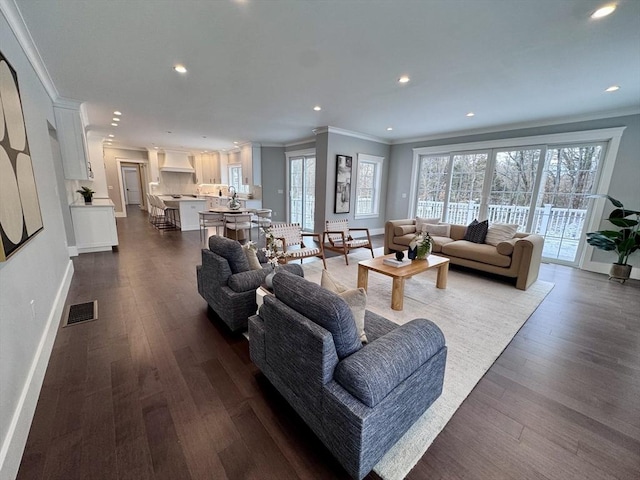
534, 144, 604, 263
288, 154, 316, 231
415, 141, 606, 266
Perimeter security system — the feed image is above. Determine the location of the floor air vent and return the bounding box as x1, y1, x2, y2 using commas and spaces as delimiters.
63, 301, 98, 327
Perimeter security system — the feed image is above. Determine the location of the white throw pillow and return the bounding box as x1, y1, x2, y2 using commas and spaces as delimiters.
422, 223, 451, 237
242, 244, 263, 270
415, 216, 440, 233
321, 269, 368, 343
485, 223, 519, 246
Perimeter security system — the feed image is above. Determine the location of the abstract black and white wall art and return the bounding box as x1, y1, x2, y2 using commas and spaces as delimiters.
0, 51, 44, 261
334, 155, 352, 214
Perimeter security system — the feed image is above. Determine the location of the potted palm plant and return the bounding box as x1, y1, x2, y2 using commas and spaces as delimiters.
586, 195, 640, 283
76, 186, 95, 204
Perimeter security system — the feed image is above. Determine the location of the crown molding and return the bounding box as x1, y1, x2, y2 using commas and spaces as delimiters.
312, 126, 390, 145
1, 0, 60, 102
392, 107, 640, 146
284, 136, 315, 147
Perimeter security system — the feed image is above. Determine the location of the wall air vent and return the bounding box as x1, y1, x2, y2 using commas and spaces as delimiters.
160, 150, 195, 173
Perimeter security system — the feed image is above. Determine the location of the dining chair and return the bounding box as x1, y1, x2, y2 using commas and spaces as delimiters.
224, 213, 253, 242
252, 209, 273, 237
199, 211, 225, 244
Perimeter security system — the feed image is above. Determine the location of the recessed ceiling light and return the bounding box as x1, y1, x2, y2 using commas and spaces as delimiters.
466, 112, 475, 117
174, 64, 187, 73
233, 141, 239, 145
605, 85, 620, 92
111, 123, 118, 126
113, 111, 121, 116
108, 134, 114, 138
591, 4, 616, 19
154, 146, 159, 149
313, 105, 322, 111
386, 127, 393, 131
398, 75, 410, 84
112, 117, 120, 122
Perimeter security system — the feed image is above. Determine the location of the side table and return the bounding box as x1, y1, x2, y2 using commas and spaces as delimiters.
256, 285, 272, 313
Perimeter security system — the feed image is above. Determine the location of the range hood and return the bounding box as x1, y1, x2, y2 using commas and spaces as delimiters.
160, 150, 195, 173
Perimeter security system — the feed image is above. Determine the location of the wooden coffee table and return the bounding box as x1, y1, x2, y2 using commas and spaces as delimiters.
357, 254, 450, 311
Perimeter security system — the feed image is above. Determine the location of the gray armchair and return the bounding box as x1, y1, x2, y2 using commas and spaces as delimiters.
196, 235, 303, 331
249, 270, 447, 479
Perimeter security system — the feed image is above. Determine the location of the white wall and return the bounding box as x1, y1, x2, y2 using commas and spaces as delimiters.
0, 11, 74, 479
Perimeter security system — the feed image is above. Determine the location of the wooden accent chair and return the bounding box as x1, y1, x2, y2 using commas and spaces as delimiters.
269, 223, 327, 269
323, 219, 374, 265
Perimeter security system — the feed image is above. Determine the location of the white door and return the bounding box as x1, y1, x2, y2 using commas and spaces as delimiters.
123, 167, 141, 205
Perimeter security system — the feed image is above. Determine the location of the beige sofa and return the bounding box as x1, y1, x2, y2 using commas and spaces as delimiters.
384, 219, 544, 290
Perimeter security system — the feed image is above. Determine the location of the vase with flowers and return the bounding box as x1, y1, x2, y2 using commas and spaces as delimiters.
408, 231, 432, 260
261, 227, 288, 288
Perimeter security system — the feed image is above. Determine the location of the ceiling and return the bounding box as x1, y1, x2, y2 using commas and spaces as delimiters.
10, 0, 640, 153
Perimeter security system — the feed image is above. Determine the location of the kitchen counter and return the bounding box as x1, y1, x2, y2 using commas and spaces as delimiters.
159, 196, 207, 231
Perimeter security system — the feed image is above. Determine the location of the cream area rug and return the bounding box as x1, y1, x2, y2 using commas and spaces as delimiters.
301, 248, 554, 480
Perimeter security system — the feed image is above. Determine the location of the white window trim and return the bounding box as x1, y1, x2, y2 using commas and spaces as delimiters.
355, 153, 384, 219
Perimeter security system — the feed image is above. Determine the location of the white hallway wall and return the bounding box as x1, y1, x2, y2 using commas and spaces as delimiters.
0, 8, 74, 479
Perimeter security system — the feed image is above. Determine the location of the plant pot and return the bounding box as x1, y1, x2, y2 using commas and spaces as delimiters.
83, 197, 93, 204
609, 263, 632, 283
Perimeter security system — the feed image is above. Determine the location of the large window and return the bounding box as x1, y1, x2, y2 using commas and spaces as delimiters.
355, 154, 384, 218
228, 164, 246, 193
411, 130, 623, 266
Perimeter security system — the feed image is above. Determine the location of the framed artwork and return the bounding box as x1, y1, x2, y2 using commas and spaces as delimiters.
334, 155, 352, 213
0, 51, 44, 261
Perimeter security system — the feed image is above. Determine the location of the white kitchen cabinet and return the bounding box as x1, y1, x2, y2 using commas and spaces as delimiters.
54, 103, 91, 180
240, 144, 261, 186
70, 199, 118, 253
199, 153, 221, 184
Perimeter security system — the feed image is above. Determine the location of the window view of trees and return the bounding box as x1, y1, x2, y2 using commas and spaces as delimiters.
289, 155, 315, 230
355, 161, 375, 215
538, 145, 602, 210
354, 154, 384, 217
415, 142, 605, 263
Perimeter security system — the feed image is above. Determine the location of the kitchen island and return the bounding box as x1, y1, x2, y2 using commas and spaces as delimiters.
159, 195, 207, 231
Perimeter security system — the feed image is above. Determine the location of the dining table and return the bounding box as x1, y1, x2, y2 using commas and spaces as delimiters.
208, 206, 257, 214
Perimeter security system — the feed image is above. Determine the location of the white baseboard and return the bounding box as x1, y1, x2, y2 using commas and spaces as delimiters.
581, 260, 640, 280
0, 260, 74, 480
67, 245, 78, 257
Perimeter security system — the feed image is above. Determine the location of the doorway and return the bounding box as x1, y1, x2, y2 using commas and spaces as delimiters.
121, 165, 142, 206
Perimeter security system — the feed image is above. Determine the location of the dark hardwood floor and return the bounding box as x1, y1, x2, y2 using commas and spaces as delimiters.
17, 207, 640, 480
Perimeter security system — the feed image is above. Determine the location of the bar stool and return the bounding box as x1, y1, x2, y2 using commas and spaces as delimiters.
199, 211, 225, 244
155, 196, 179, 230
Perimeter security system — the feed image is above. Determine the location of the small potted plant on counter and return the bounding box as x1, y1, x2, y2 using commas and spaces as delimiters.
76, 186, 95, 204
586, 194, 639, 283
